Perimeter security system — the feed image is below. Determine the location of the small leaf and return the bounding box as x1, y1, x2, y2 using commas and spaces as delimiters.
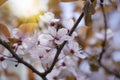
83, 1, 95, 15
8, 38, 21, 44
7, 38, 21, 47
60, 0, 78, 2
0, 0, 7, 6
83, 1, 95, 26
0, 23, 10, 38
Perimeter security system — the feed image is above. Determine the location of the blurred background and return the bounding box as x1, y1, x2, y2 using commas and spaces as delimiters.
0, 0, 120, 80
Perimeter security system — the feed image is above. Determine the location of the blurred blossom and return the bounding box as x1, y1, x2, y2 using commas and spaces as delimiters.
62, 19, 74, 30
108, 11, 120, 31
7, 0, 49, 18
112, 32, 120, 50
39, 12, 59, 25
0, 49, 10, 69
94, 29, 113, 40
80, 61, 91, 74
112, 51, 120, 62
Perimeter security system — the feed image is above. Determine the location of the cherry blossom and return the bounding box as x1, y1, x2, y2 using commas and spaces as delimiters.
62, 19, 78, 39
62, 19, 74, 30
0, 49, 12, 69
64, 41, 87, 59
0, 56, 6, 69
29, 44, 56, 70
39, 12, 59, 26
41, 27, 71, 45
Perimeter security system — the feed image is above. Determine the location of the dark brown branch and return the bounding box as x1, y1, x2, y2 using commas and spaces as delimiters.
0, 39, 45, 78
98, 0, 120, 78
44, 12, 84, 75
98, 1, 107, 65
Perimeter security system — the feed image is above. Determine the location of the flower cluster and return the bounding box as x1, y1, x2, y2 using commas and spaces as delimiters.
0, 12, 87, 79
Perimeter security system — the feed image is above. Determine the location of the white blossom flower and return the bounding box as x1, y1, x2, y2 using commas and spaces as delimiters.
0, 49, 11, 69
65, 41, 87, 59
40, 48, 57, 70
62, 19, 74, 30
30, 45, 56, 70
62, 19, 78, 39
39, 12, 59, 25
0, 56, 7, 69
42, 27, 71, 45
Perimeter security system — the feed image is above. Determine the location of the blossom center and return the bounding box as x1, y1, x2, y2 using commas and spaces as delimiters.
39, 55, 44, 59
54, 36, 60, 40
70, 49, 75, 54
0, 57, 5, 61
50, 22, 56, 26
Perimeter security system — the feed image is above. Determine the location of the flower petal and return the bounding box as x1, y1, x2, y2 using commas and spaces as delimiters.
48, 27, 57, 37
40, 12, 55, 23
57, 28, 68, 37
62, 19, 74, 30
55, 39, 64, 45
61, 35, 72, 41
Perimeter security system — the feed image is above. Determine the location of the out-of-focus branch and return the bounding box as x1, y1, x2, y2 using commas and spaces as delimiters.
98, 0, 120, 78
98, 0, 107, 65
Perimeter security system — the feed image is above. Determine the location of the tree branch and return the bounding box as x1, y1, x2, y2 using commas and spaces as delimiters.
45, 12, 84, 75
0, 39, 45, 78
98, 0, 107, 65
98, 0, 120, 78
